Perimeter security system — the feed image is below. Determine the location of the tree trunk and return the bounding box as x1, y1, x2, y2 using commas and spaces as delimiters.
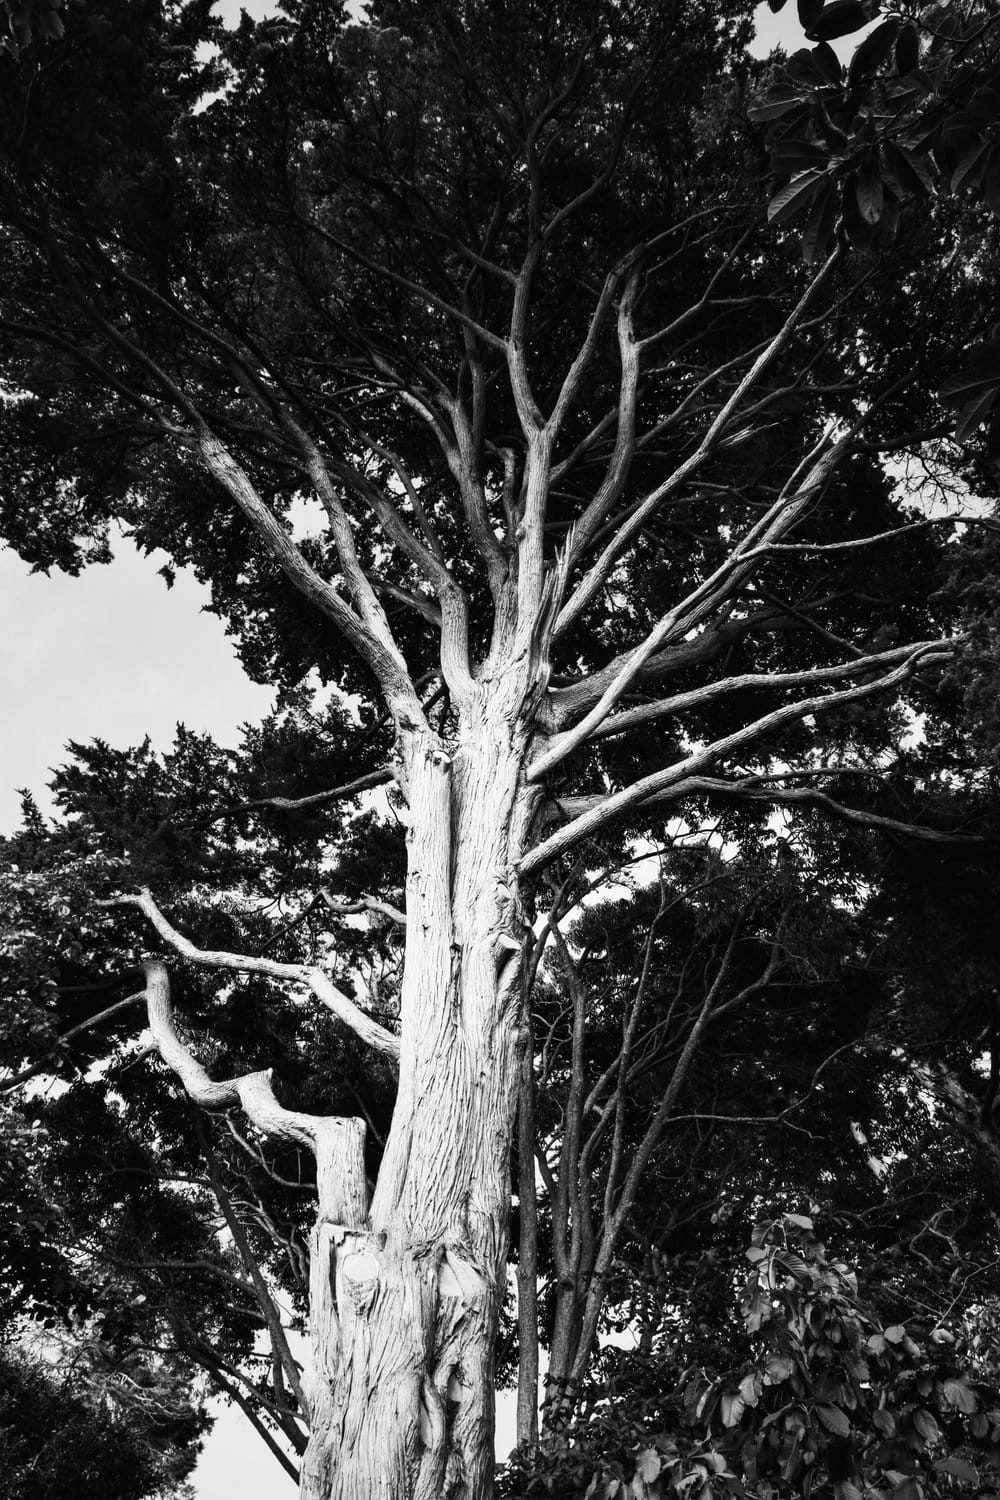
302, 698, 536, 1499
514, 1029, 540, 1451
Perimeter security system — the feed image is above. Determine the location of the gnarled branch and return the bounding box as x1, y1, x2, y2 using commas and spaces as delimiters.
101, 889, 400, 1060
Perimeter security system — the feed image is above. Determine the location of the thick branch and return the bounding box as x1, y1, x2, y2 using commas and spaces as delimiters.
669, 777, 990, 846
212, 768, 393, 822
555, 251, 842, 636
142, 960, 323, 1148
539, 638, 949, 760
522, 645, 952, 874
320, 887, 406, 927
101, 890, 400, 1060
532, 436, 849, 777
196, 428, 426, 727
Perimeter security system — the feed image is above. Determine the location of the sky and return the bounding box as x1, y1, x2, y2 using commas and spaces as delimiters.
0, 537, 273, 830
1, 1, 808, 1494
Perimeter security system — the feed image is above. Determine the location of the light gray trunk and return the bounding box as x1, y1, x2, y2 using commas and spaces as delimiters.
300, 691, 536, 1499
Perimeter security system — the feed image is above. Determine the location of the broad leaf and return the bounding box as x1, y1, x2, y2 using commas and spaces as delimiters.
856, 159, 884, 225
809, 1, 868, 42
894, 21, 919, 74
813, 40, 844, 85
635, 1450, 661, 1483
911, 1408, 940, 1444
815, 1402, 850, 1436
955, 385, 999, 443
848, 19, 901, 85
951, 138, 992, 194
721, 1390, 746, 1428
768, 169, 827, 225
771, 139, 831, 171
750, 95, 810, 124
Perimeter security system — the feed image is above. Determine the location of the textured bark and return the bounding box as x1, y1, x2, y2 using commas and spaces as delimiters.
302, 688, 538, 1499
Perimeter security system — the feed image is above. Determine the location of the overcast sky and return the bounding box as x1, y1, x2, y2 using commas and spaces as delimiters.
2, 2, 810, 1493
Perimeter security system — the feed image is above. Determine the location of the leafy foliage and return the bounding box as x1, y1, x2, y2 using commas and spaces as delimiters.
504, 1216, 1000, 1500
0, 1336, 203, 1500
753, 2, 1000, 447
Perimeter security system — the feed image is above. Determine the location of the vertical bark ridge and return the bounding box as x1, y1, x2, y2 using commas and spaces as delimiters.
309, 666, 540, 1498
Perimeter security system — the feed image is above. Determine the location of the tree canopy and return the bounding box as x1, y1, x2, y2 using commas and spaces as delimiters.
2, 1, 1000, 1497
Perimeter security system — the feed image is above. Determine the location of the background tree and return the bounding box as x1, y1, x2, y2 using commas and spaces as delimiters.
0, 1335, 203, 1500
2, 1, 1000, 1497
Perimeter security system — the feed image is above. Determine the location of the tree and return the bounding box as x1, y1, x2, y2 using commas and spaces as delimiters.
0, 1327, 204, 1500
2, 1, 999, 1495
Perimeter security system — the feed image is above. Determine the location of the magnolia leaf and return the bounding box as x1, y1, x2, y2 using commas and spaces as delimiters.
872, 1409, 896, 1436
834, 1484, 863, 1500
786, 47, 823, 83
895, 21, 919, 73
895, 145, 937, 195
815, 1403, 851, 1437
797, 0, 824, 29
956, 386, 999, 443
848, 18, 901, 84
878, 146, 910, 201
951, 139, 992, 194
783, 1213, 815, 1229
813, 40, 844, 84
856, 159, 884, 224
768, 169, 827, 224
883, 1324, 905, 1343
750, 95, 810, 124
809, 1, 868, 41
771, 139, 831, 171
739, 1373, 760, 1407
938, 368, 1000, 403
941, 110, 986, 148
